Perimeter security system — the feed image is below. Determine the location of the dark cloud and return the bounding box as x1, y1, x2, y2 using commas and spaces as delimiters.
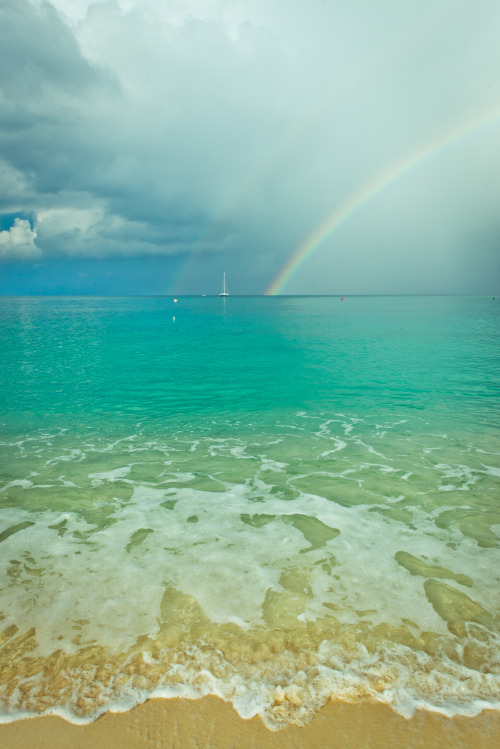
0, 0, 118, 228
0, 0, 103, 96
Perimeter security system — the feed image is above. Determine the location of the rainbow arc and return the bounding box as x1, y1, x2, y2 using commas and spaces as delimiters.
266, 108, 500, 295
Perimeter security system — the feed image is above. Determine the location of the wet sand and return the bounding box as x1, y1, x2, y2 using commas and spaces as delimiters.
0, 697, 499, 749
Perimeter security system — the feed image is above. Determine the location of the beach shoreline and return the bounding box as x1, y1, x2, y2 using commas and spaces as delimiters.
1, 297, 499, 747
0, 697, 499, 749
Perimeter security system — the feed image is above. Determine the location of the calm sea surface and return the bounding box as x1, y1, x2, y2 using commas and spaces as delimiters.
0, 295, 499, 726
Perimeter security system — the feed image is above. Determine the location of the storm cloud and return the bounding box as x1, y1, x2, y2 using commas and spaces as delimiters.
1, 0, 499, 293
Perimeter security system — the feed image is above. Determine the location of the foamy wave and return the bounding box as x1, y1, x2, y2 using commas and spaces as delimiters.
1, 414, 499, 727
0, 613, 499, 728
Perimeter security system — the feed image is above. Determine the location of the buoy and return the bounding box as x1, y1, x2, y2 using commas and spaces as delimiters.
173, 316, 175, 321
341, 297, 343, 301
174, 298, 178, 303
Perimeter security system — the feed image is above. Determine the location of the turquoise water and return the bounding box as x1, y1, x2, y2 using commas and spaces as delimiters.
0, 295, 499, 726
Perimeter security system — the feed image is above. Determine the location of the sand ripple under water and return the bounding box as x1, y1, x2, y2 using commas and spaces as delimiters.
0, 414, 499, 727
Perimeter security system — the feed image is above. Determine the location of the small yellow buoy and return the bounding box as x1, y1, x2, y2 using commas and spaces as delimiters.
174, 298, 178, 303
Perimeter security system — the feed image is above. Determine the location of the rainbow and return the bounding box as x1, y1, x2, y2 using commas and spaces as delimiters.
266, 107, 500, 295
168, 8, 451, 295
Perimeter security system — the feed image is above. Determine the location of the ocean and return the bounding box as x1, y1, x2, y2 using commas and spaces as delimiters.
0, 295, 499, 727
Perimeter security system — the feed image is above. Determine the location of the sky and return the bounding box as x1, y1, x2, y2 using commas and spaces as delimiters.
0, 0, 499, 295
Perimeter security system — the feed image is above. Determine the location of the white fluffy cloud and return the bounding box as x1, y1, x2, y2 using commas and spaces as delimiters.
0, 219, 41, 260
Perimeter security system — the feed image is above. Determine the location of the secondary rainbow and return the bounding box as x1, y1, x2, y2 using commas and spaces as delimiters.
266, 107, 500, 295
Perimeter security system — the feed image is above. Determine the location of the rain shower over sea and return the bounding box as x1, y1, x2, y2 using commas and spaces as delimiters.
0, 295, 499, 727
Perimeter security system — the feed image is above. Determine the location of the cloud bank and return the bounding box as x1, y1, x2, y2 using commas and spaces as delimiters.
1, 0, 499, 293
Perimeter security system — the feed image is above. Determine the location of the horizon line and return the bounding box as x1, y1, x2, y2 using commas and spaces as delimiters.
0, 292, 496, 298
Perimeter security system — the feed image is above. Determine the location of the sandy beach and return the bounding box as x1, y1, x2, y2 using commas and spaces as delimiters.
0, 697, 499, 749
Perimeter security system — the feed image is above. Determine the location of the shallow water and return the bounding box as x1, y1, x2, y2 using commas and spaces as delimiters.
0, 296, 499, 726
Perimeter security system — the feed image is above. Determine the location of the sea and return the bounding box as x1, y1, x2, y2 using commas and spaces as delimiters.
0, 294, 499, 728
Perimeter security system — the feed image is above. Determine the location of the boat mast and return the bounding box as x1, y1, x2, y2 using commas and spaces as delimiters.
220, 272, 229, 296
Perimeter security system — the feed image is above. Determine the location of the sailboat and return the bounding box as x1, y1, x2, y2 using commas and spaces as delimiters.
219, 272, 229, 297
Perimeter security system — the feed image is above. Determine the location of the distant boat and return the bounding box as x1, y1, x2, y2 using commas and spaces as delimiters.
219, 273, 229, 297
